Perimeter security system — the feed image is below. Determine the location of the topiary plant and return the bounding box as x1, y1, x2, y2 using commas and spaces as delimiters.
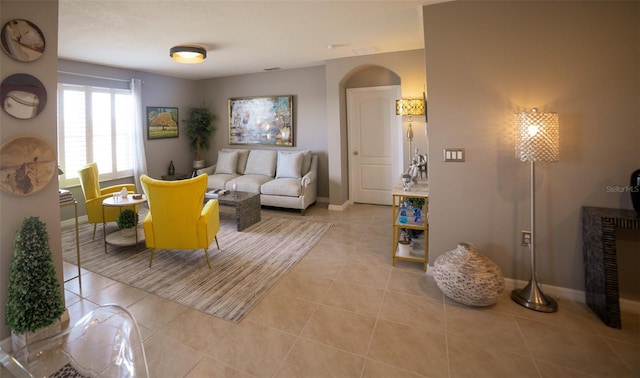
5, 216, 65, 334
116, 209, 138, 230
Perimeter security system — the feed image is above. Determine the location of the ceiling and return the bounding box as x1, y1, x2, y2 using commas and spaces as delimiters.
58, 0, 441, 80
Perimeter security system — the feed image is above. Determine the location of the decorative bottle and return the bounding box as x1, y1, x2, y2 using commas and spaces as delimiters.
168, 160, 175, 176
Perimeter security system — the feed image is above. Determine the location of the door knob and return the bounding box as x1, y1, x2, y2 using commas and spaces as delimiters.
353, 151, 359, 155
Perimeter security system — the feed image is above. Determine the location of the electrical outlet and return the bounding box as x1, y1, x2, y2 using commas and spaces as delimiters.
521, 231, 531, 246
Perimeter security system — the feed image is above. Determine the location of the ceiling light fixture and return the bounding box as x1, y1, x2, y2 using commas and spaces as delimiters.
170, 45, 206, 64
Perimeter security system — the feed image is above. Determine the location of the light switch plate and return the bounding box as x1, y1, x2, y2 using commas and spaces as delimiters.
444, 148, 465, 162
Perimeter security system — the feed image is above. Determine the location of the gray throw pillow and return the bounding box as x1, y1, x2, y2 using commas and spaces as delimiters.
276, 151, 304, 179
244, 150, 277, 177
214, 150, 239, 175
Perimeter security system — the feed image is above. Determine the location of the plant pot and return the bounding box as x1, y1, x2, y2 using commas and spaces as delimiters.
397, 240, 411, 256
193, 160, 205, 169
11, 319, 61, 358
121, 227, 136, 238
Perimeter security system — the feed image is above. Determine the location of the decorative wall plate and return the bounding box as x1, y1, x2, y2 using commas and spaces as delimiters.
0, 135, 56, 196
1, 73, 47, 119
1, 19, 45, 62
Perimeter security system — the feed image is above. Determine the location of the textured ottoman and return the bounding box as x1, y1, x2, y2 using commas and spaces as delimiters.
433, 242, 504, 307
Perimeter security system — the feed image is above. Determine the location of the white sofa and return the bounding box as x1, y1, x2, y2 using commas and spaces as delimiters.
196, 149, 318, 214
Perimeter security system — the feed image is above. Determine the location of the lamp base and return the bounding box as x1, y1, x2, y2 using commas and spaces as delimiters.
511, 280, 557, 313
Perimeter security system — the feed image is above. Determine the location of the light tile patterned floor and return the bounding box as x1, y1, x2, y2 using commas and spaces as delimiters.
63, 204, 640, 378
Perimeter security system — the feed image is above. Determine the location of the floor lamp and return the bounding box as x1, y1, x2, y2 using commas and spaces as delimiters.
396, 99, 425, 165
511, 108, 559, 313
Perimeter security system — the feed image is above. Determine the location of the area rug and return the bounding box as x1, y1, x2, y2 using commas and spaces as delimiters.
61, 211, 332, 323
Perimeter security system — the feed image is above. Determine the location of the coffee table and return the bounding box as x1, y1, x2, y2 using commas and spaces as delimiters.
213, 190, 261, 231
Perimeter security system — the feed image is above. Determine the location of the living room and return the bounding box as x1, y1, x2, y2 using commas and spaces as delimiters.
1, 1, 639, 376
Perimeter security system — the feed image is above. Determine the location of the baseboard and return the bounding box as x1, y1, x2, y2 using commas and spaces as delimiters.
425, 264, 640, 315
61, 214, 88, 228
328, 201, 350, 211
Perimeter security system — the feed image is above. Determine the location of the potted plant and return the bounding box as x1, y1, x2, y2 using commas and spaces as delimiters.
117, 209, 138, 237
6, 216, 65, 350
185, 105, 216, 169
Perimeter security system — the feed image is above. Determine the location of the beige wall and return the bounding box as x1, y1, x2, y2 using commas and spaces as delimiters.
0, 0, 61, 340
325, 49, 426, 206
423, 1, 639, 291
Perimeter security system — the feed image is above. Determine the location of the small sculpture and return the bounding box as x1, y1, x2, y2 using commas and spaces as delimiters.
411, 148, 428, 179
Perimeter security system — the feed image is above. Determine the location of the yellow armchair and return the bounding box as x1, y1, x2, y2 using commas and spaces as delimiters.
78, 162, 136, 239
140, 174, 220, 268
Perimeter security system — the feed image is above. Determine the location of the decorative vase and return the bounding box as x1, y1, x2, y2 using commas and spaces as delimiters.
168, 160, 175, 176
433, 242, 505, 307
631, 169, 640, 215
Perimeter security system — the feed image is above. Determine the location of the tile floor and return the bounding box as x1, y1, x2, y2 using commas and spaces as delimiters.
62, 204, 640, 378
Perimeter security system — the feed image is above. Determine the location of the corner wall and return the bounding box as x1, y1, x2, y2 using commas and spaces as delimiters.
424, 1, 639, 291
0, 0, 60, 340
325, 49, 426, 206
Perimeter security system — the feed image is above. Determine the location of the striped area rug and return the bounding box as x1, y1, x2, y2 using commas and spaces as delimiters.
62, 209, 332, 323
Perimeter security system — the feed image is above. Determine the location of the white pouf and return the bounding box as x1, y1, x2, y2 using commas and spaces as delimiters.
433, 242, 504, 307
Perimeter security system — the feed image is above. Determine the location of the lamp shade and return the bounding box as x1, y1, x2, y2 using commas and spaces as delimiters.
170, 45, 206, 64
515, 108, 559, 162
396, 99, 425, 116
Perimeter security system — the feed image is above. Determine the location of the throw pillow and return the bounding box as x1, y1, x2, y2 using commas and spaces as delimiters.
214, 150, 239, 175
222, 148, 249, 174
301, 150, 312, 175
276, 151, 304, 179
244, 150, 277, 177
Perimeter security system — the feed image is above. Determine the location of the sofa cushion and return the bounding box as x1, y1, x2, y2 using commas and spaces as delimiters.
301, 150, 312, 175
244, 150, 277, 177
276, 151, 304, 179
207, 173, 236, 190
226, 175, 273, 193
214, 150, 239, 175
261, 178, 303, 197
222, 148, 250, 174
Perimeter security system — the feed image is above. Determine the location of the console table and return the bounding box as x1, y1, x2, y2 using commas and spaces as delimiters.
582, 206, 640, 328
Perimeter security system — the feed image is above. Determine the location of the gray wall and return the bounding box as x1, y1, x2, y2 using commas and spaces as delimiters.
1, 0, 60, 340
423, 1, 640, 294
197, 66, 330, 199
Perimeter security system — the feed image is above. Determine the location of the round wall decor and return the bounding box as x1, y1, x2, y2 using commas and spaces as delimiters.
1, 19, 45, 62
1, 73, 47, 119
0, 135, 56, 196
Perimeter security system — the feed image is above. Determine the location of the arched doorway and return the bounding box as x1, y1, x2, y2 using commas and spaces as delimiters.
344, 65, 401, 205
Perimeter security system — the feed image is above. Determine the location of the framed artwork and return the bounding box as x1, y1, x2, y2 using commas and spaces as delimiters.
0, 135, 56, 196
1, 19, 45, 62
228, 95, 293, 146
147, 106, 178, 139
1, 73, 47, 119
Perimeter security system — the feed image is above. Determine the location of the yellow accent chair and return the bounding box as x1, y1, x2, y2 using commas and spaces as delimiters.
78, 162, 136, 239
140, 174, 220, 268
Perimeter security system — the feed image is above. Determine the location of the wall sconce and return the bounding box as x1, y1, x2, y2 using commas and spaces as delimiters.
512, 108, 560, 313
170, 45, 207, 64
396, 99, 425, 162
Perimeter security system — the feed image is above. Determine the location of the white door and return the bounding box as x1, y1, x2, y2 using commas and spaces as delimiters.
347, 86, 401, 205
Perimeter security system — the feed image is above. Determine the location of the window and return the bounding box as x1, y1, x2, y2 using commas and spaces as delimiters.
57, 84, 134, 187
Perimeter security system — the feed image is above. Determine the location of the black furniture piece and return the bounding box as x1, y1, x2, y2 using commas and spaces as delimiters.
582, 206, 640, 328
